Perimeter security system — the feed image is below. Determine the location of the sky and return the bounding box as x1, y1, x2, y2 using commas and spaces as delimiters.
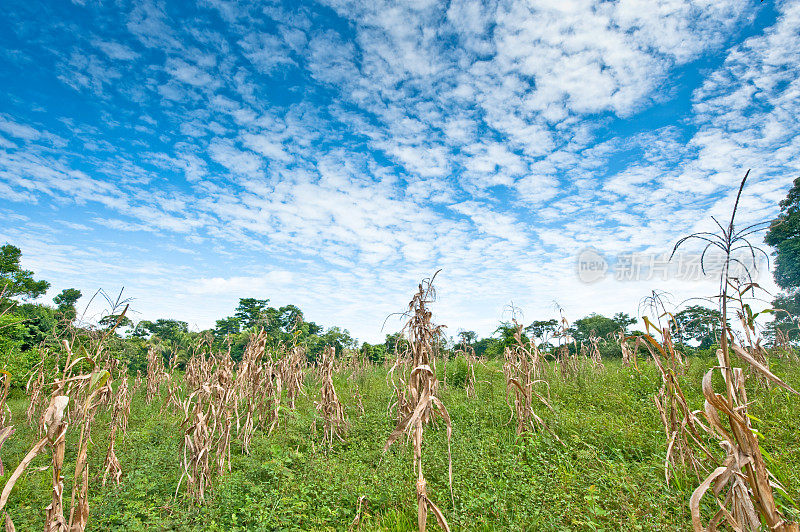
1, 0, 798, 342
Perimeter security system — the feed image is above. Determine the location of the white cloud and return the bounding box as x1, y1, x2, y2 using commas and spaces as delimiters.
0, 0, 792, 342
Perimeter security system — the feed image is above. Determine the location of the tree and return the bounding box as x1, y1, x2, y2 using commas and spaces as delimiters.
234, 298, 269, 329
457, 330, 477, 345
384, 332, 408, 357
276, 304, 304, 333
0, 244, 50, 307
53, 288, 81, 308
765, 177, 800, 291
13, 303, 57, 350
765, 292, 800, 344
673, 305, 723, 348
53, 288, 82, 324
214, 316, 240, 336
494, 322, 522, 350
765, 179, 800, 344
572, 313, 635, 343
526, 319, 558, 344
99, 314, 133, 330
472, 337, 501, 358
136, 319, 189, 343
361, 342, 387, 363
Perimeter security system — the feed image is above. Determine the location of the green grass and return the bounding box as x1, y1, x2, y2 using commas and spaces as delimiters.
2, 356, 799, 530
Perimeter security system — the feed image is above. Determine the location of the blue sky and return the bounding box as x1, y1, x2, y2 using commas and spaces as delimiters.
1, 0, 798, 342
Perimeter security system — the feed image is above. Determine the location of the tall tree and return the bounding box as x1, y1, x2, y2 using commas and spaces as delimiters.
457, 330, 477, 345
234, 298, 269, 329
526, 319, 558, 343
673, 305, 723, 348
0, 244, 50, 307
137, 319, 189, 343
214, 316, 240, 336
53, 288, 82, 323
765, 177, 800, 343
765, 177, 800, 291
572, 313, 635, 343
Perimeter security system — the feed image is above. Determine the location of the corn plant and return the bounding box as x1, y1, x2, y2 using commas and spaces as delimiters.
671, 170, 799, 531
279, 345, 306, 410
103, 367, 129, 486
453, 340, 478, 399
313, 346, 348, 447
502, 321, 560, 442
0, 371, 12, 477
177, 350, 238, 502
587, 332, 604, 371
555, 311, 579, 379
639, 307, 712, 484
145, 347, 165, 404
614, 329, 639, 368
0, 395, 69, 531
384, 274, 452, 532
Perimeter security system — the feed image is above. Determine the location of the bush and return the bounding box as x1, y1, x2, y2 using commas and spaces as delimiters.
447, 356, 470, 388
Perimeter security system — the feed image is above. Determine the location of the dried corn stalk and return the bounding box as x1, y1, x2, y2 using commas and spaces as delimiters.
641, 316, 711, 483
555, 313, 579, 379
384, 275, 452, 532
587, 332, 604, 371
691, 346, 800, 532
2, 308, 127, 532
615, 330, 639, 368
453, 341, 478, 399
44, 395, 69, 532
387, 345, 413, 423
279, 345, 306, 410
177, 351, 238, 502
0, 395, 69, 530
314, 346, 348, 447
730, 280, 773, 384
0, 371, 12, 476
68, 368, 113, 532
25, 359, 47, 431
503, 346, 561, 441
177, 387, 213, 502
162, 358, 183, 414
351, 384, 365, 415
102, 371, 129, 487
671, 171, 799, 531
145, 347, 165, 404
234, 332, 281, 452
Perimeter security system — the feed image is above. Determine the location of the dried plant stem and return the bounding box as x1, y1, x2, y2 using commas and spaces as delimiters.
384, 275, 452, 532
314, 346, 348, 447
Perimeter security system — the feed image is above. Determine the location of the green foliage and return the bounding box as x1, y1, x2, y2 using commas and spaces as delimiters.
0, 244, 50, 306
214, 316, 240, 336
527, 319, 559, 343
472, 336, 501, 358
447, 356, 470, 388
457, 330, 477, 344
766, 292, 800, 344
0, 313, 28, 387
672, 305, 723, 348
2, 357, 797, 530
0, 345, 41, 388
53, 287, 82, 308
360, 342, 387, 363
12, 303, 58, 350
765, 176, 800, 291
136, 318, 189, 342
234, 298, 270, 329
572, 312, 636, 343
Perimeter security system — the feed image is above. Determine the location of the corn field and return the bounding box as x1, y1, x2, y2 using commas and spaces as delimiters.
0, 260, 798, 530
